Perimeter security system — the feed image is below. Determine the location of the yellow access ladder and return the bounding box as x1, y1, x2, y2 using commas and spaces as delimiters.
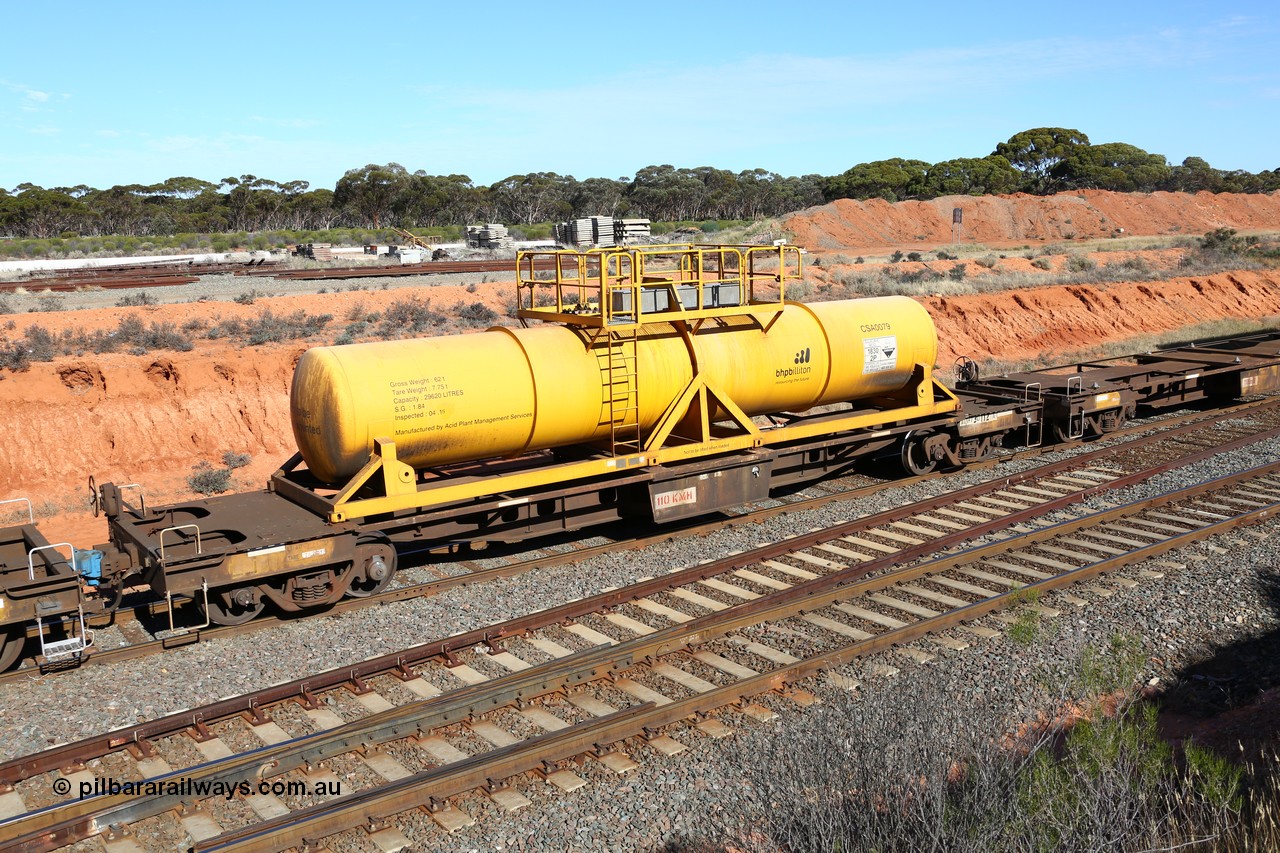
597, 328, 640, 455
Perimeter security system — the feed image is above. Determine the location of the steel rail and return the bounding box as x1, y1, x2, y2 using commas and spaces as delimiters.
237, 256, 575, 281
2, 261, 278, 292
0, 276, 201, 293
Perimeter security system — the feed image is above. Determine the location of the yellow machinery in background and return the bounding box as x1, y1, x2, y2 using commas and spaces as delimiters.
285, 244, 958, 522
391, 227, 437, 250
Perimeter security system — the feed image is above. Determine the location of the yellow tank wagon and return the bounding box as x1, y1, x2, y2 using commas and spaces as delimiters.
280, 244, 958, 523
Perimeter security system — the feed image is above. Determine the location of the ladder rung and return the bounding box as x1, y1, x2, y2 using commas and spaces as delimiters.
604, 334, 639, 456
41, 638, 87, 660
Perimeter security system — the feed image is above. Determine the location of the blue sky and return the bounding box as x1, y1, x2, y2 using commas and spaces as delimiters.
2, 1, 1276, 192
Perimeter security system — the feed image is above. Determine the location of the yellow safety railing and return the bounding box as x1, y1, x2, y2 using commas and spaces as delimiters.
515, 244, 803, 328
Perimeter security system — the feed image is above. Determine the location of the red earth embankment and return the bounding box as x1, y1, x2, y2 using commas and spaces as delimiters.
926, 270, 1280, 365
784, 190, 1280, 249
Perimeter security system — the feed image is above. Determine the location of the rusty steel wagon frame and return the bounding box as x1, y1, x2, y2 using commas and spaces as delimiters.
80, 326, 1280, 640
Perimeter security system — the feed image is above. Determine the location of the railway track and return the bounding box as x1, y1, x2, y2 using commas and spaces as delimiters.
236, 257, 560, 281
3, 256, 523, 292
0, 275, 201, 292
2, 261, 277, 293
4, 397, 1278, 685
1, 425, 1277, 850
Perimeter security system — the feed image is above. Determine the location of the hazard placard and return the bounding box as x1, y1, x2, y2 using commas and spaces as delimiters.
863, 335, 898, 374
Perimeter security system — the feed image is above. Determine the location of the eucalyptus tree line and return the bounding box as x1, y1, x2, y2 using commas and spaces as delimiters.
1, 128, 1276, 238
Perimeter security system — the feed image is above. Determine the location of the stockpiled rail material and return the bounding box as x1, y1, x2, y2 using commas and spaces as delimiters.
553, 216, 649, 246
293, 243, 336, 260
236, 256, 563, 280
465, 223, 512, 250
20, 259, 277, 279
1, 395, 1273, 683
0, 259, 277, 292
291, 295, 936, 481
3, 454, 1276, 851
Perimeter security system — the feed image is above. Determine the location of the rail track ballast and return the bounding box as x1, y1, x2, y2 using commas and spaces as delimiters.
2, 243, 1278, 670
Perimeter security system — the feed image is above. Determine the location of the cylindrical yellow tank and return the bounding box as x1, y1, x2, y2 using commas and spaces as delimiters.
291, 296, 937, 483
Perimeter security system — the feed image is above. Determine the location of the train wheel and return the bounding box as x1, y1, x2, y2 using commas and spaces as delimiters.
901, 432, 939, 476
203, 587, 262, 626
346, 538, 397, 598
0, 627, 26, 671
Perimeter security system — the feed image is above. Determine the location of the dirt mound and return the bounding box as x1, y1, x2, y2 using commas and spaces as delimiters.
926, 269, 1280, 366
0, 347, 301, 501
785, 190, 1280, 250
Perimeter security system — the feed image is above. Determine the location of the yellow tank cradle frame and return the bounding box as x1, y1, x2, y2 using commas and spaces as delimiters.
275, 244, 958, 523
